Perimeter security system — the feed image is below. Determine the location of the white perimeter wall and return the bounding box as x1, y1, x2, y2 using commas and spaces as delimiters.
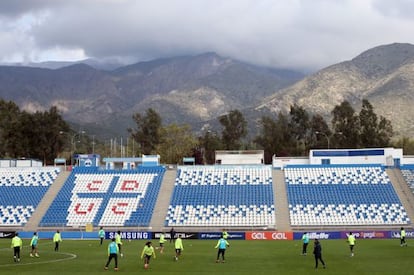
273, 148, 404, 169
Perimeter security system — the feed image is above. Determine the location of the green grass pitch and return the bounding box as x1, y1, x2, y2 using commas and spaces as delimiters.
1, 238, 413, 274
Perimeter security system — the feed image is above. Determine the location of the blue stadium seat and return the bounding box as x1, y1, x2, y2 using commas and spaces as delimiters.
165, 165, 275, 227
40, 166, 165, 227
286, 165, 410, 226
401, 167, 414, 193
0, 167, 60, 226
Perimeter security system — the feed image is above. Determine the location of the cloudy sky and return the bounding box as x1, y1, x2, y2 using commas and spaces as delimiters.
1, 0, 413, 71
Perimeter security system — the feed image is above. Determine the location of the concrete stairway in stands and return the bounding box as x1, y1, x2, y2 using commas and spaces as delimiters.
24, 170, 70, 231
273, 169, 290, 231
149, 169, 177, 231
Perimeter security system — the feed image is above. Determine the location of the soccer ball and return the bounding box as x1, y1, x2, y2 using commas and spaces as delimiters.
144, 264, 149, 269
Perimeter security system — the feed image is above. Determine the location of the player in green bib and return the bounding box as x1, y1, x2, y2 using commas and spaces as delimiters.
11, 232, 22, 262
174, 236, 184, 261
400, 227, 407, 247
141, 241, 156, 269
115, 231, 123, 257
222, 229, 229, 240
158, 232, 166, 254
53, 230, 62, 252
347, 232, 356, 257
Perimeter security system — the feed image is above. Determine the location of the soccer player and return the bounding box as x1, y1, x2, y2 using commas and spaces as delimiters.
313, 239, 326, 269
53, 230, 62, 252
115, 231, 123, 257
347, 232, 356, 257
141, 241, 156, 269
158, 232, 166, 254
400, 227, 407, 247
98, 227, 105, 246
215, 235, 230, 263
30, 232, 40, 257
222, 229, 229, 240
301, 232, 309, 255
11, 232, 22, 262
174, 236, 184, 261
104, 238, 119, 271
169, 227, 176, 243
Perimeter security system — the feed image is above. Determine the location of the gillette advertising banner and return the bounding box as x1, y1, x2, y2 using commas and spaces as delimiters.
293, 231, 392, 240
293, 232, 341, 240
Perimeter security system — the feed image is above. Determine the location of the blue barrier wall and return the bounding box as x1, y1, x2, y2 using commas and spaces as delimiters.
12, 230, 413, 240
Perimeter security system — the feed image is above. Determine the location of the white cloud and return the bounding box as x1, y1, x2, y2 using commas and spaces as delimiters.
372, 0, 414, 19
1, 0, 414, 71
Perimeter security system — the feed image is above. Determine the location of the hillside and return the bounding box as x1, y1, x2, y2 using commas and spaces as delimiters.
258, 43, 414, 137
1, 43, 414, 139
0, 53, 304, 138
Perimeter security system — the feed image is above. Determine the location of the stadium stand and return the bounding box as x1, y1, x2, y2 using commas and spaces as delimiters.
165, 165, 275, 227
286, 165, 410, 226
400, 166, 414, 194
0, 167, 60, 226
40, 166, 165, 227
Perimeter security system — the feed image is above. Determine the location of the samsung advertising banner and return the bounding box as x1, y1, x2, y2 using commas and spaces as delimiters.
198, 232, 245, 240
106, 231, 151, 240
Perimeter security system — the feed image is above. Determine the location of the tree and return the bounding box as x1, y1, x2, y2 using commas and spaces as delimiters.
393, 137, 414, 154
309, 114, 331, 149
0, 100, 22, 158
0, 100, 70, 163
219, 109, 247, 150
359, 99, 393, 147
377, 116, 393, 146
359, 99, 379, 147
39, 107, 70, 164
254, 115, 280, 163
18, 107, 70, 164
275, 112, 294, 156
288, 104, 311, 155
331, 101, 360, 148
156, 123, 198, 164
199, 129, 222, 164
129, 108, 162, 155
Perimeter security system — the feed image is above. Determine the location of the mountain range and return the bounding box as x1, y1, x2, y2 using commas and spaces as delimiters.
0, 53, 303, 139
0, 43, 413, 140
258, 43, 414, 137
